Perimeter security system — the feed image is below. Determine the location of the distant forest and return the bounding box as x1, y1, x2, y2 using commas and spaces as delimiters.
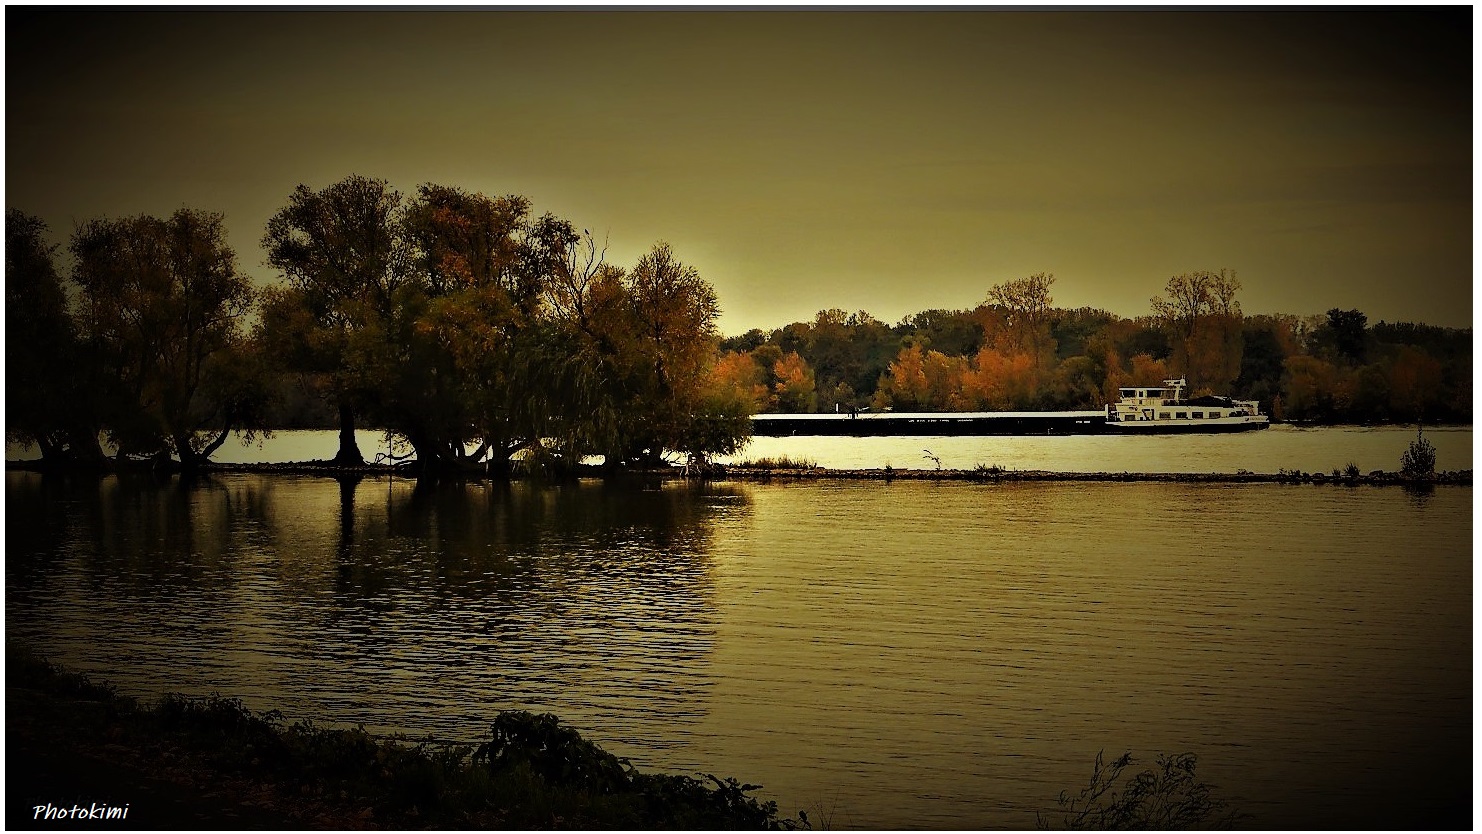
715, 271, 1471, 426
6, 176, 1470, 475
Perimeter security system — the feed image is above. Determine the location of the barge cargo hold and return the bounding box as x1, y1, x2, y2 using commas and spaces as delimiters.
750, 411, 1108, 437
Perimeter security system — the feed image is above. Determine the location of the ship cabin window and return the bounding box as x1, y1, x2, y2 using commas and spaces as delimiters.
1175, 411, 1188, 419
1191, 411, 1204, 419
1209, 411, 1221, 418
1158, 411, 1171, 419
1120, 389, 1136, 398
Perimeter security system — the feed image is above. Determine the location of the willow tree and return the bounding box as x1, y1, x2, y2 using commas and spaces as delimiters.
601, 243, 722, 463
262, 175, 408, 465
393, 184, 583, 475
544, 243, 641, 463
545, 239, 746, 468
70, 209, 263, 469
5, 210, 105, 465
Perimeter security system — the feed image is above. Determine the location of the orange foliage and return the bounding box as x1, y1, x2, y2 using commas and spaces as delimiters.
885, 344, 931, 407
1127, 353, 1170, 386
771, 351, 817, 412
710, 350, 768, 412
961, 348, 1038, 410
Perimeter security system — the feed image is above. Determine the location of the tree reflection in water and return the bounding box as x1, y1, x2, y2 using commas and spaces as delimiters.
6, 471, 749, 761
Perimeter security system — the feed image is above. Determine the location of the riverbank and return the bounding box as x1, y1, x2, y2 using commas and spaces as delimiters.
6, 458, 1471, 486
6, 649, 805, 830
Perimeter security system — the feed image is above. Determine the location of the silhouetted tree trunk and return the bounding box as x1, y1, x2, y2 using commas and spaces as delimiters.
334, 401, 365, 465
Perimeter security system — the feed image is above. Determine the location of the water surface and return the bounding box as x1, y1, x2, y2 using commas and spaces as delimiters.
6, 473, 1470, 828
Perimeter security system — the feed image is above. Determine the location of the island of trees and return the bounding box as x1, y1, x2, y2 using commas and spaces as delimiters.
7, 176, 1471, 476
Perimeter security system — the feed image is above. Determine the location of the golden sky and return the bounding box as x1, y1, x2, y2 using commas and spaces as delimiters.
6, 9, 1472, 333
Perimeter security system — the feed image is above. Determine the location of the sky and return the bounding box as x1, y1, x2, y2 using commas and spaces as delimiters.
6, 9, 1473, 335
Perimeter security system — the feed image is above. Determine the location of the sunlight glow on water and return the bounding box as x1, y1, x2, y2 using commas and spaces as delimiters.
6, 473, 1470, 829
718, 423, 1472, 473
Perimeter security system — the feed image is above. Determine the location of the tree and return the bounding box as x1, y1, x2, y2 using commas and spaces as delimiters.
962, 347, 1037, 410
879, 344, 948, 410
904, 308, 983, 357
1047, 354, 1105, 408
1232, 322, 1289, 410
806, 309, 861, 406
6, 210, 104, 465
1389, 346, 1444, 424
922, 349, 970, 410
253, 283, 342, 422
1150, 270, 1243, 393
71, 209, 263, 469
719, 328, 767, 353
534, 236, 743, 469
675, 369, 754, 469
262, 175, 409, 465
1122, 325, 1172, 362
710, 350, 769, 412
1281, 355, 1341, 421
612, 242, 726, 463
987, 273, 1056, 374
882, 344, 931, 409
1315, 308, 1369, 365
770, 351, 817, 413
395, 185, 577, 475
1050, 307, 1117, 362
1127, 353, 1171, 386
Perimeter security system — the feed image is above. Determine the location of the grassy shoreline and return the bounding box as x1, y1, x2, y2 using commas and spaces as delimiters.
7, 648, 807, 830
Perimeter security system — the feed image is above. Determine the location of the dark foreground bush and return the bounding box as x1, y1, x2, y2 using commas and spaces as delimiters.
9, 648, 807, 829
473, 710, 801, 829
1038, 750, 1239, 830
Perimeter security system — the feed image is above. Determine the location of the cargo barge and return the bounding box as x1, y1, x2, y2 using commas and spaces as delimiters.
751, 378, 1270, 437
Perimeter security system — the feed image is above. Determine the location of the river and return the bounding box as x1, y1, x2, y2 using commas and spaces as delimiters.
8, 423, 1473, 475
5, 452, 1471, 828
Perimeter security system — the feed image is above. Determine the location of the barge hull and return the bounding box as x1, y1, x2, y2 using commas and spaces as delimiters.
1103, 420, 1270, 434
749, 412, 1272, 436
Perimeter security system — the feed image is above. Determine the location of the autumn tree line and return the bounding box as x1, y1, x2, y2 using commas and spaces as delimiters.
7, 176, 749, 475
715, 272, 1470, 427
6, 176, 1470, 476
